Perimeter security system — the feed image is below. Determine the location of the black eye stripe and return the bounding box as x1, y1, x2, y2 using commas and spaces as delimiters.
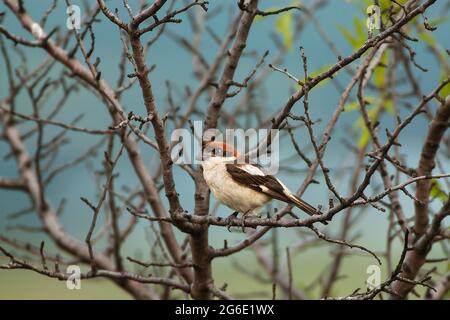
204, 145, 234, 157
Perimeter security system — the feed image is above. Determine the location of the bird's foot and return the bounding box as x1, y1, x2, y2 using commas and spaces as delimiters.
241, 211, 258, 232
226, 211, 239, 232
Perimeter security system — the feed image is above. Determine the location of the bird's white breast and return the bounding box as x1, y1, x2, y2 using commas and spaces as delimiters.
202, 157, 270, 215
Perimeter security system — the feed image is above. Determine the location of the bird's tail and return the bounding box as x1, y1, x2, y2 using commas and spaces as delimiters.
288, 194, 328, 225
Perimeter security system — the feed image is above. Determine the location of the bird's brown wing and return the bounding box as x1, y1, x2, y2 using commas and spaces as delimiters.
226, 164, 325, 222
225, 164, 301, 204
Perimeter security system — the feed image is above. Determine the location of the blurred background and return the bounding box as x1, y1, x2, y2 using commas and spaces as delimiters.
0, 0, 449, 299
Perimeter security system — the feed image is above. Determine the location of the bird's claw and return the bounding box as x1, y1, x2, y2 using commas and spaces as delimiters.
226, 211, 238, 232
241, 211, 257, 232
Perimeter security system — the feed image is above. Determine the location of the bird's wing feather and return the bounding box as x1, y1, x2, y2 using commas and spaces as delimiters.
226, 164, 298, 203
225, 163, 320, 217
236, 163, 266, 176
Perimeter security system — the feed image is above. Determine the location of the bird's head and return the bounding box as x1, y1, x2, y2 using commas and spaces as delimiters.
202, 140, 239, 159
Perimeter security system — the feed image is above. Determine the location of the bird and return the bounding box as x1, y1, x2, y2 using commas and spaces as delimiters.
201, 140, 324, 228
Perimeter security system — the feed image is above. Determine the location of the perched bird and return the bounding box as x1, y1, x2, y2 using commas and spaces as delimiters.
201, 140, 323, 225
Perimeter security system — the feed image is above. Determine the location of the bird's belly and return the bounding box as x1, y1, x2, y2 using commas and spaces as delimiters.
213, 183, 269, 214
204, 167, 270, 214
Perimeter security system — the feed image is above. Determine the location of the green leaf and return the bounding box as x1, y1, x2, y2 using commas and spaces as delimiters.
307, 64, 333, 87
417, 31, 436, 46
353, 17, 366, 44
338, 26, 360, 48
352, 102, 381, 148
428, 16, 450, 27
374, 51, 389, 88
275, 12, 293, 50
430, 180, 448, 203
346, 96, 377, 112
367, 107, 380, 121
338, 18, 367, 49
379, 0, 407, 11
351, 98, 394, 149
439, 72, 450, 100
383, 99, 394, 114
378, 0, 390, 10
345, 101, 360, 112
358, 126, 371, 148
